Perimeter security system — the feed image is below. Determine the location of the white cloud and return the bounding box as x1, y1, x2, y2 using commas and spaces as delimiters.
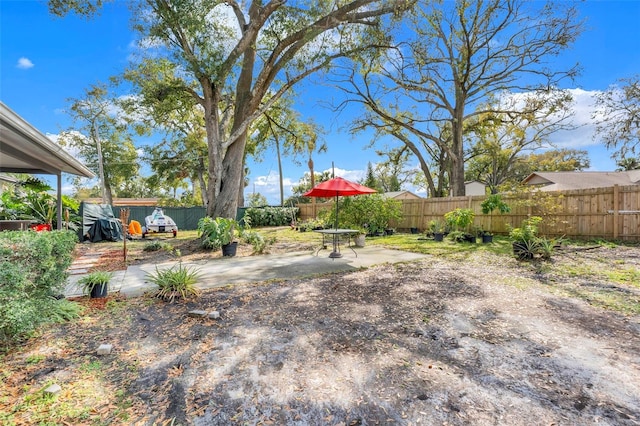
548, 88, 600, 149
47, 131, 84, 159
249, 171, 294, 204
17, 57, 34, 69
247, 166, 368, 205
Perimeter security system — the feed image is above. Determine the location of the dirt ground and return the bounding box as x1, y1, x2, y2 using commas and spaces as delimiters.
2, 238, 640, 425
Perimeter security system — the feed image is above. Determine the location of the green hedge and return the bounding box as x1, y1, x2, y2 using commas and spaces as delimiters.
243, 206, 298, 227
0, 230, 77, 347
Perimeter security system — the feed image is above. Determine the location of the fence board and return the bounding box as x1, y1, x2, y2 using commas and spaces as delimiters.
296, 185, 640, 241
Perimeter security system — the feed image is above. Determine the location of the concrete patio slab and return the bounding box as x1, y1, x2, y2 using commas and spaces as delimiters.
65, 246, 428, 298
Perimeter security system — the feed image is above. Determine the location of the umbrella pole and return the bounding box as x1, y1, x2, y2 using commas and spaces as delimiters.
329, 193, 342, 258
334, 194, 338, 230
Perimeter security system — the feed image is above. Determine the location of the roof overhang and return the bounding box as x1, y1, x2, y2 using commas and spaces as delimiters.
0, 101, 94, 178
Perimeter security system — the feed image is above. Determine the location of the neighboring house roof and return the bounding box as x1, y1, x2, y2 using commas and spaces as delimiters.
522, 171, 640, 191
383, 191, 422, 200
0, 101, 94, 178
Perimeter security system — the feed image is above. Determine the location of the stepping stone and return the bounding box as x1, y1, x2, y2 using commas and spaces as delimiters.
97, 344, 113, 355
44, 384, 61, 395
188, 310, 207, 318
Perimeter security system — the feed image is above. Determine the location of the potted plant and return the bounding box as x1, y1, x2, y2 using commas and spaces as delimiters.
478, 229, 493, 244
428, 219, 446, 242
480, 194, 511, 243
78, 270, 113, 298
351, 228, 367, 247
444, 208, 476, 243
198, 217, 239, 256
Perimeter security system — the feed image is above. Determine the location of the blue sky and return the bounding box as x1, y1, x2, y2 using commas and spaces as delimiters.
2, 0, 640, 204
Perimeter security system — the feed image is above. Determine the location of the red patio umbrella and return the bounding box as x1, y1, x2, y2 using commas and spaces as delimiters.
303, 176, 377, 230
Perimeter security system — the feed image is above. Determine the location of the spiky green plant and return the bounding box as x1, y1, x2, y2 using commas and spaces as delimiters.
78, 271, 112, 296
147, 263, 201, 303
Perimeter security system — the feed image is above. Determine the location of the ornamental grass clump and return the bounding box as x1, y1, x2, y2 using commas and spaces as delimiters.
78, 270, 113, 297
147, 263, 201, 303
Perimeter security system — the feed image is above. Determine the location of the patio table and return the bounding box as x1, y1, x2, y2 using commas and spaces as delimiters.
313, 228, 360, 258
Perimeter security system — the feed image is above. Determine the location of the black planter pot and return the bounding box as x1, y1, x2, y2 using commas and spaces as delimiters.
222, 241, 238, 257
433, 232, 444, 242
90, 283, 108, 298
410, 227, 419, 234
463, 234, 477, 243
482, 234, 493, 244
385, 229, 394, 236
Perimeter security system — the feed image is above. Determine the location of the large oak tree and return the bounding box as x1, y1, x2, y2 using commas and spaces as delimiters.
339, 0, 583, 196
594, 74, 640, 161
51, 0, 411, 218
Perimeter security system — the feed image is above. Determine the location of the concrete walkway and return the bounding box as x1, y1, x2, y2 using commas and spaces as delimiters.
65, 246, 428, 298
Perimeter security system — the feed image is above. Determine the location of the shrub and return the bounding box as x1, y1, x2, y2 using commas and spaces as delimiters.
509, 216, 556, 260
143, 241, 173, 252
0, 230, 77, 347
48, 299, 83, 323
481, 194, 511, 215
241, 230, 275, 254
444, 208, 475, 232
147, 263, 201, 303
198, 217, 238, 250
428, 219, 446, 234
298, 217, 327, 232
244, 206, 298, 227
330, 194, 403, 234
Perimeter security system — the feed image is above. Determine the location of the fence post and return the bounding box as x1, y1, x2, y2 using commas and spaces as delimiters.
613, 185, 619, 239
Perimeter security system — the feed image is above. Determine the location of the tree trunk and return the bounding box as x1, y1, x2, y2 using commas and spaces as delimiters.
92, 125, 109, 204
276, 135, 284, 206
211, 22, 257, 218
104, 179, 113, 206
450, 108, 466, 196
214, 132, 247, 217
197, 157, 208, 207
204, 85, 223, 218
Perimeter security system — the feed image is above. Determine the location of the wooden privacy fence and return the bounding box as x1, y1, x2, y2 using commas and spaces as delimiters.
297, 185, 640, 241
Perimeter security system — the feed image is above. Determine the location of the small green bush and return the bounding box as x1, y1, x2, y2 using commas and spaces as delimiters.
0, 230, 77, 347
509, 216, 556, 260
143, 241, 173, 252
147, 263, 201, 302
298, 217, 327, 232
198, 217, 238, 250
241, 230, 275, 254
48, 299, 83, 323
444, 208, 475, 232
